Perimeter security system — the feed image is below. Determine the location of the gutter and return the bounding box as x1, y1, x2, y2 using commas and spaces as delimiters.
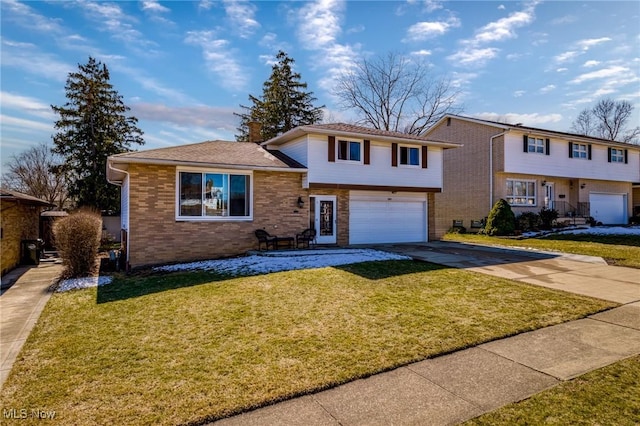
106, 157, 307, 173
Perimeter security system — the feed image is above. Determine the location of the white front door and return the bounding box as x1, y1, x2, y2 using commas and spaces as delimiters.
314, 196, 337, 244
545, 183, 554, 210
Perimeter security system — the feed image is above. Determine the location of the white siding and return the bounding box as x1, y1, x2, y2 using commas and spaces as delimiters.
305, 135, 443, 188
277, 137, 308, 166
121, 175, 129, 231
504, 133, 640, 182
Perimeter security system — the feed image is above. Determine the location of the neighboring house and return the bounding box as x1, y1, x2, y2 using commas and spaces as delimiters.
0, 188, 53, 276
107, 123, 459, 269
423, 115, 640, 237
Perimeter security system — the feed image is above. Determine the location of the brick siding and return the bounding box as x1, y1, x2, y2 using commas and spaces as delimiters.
1, 202, 41, 275
126, 164, 308, 269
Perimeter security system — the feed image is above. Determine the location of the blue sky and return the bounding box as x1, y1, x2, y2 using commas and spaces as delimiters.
1, 0, 639, 165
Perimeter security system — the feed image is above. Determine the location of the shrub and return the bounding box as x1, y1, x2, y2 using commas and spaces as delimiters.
516, 211, 541, 232
447, 226, 467, 234
484, 199, 516, 236
53, 209, 102, 278
539, 208, 559, 230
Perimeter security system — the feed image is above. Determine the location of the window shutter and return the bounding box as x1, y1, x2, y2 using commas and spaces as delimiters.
523, 135, 528, 153
364, 140, 370, 165
625, 149, 628, 164
568, 142, 573, 158
545, 139, 550, 155
588, 144, 592, 160
607, 147, 612, 163
328, 136, 335, 162
422, 146, 428, 169
391, 143, 398, 167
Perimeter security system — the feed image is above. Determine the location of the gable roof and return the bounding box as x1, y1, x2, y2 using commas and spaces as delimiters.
0, 188, 53, 206
107, 140, 306, 183
430, 114, 639, 149
262, 123, 461, 148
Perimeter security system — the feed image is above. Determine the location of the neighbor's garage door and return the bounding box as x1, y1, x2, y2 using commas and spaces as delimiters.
349, 193, 427, 244
589, 193, 627, 224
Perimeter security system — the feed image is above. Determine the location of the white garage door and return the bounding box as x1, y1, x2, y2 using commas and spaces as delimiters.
349, 194, 427, 244
589, 193, 627, 224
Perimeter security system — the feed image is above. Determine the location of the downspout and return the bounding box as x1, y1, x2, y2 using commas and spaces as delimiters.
489, 131, 507, 211
107, 161, 130, 270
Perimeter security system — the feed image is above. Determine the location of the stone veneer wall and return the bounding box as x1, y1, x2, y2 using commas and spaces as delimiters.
1, 201, 41, 275
126, 164, 308, 269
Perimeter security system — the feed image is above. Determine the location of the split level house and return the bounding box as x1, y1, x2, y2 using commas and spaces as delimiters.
423, 115, 640, 237
106, 123, 460, 269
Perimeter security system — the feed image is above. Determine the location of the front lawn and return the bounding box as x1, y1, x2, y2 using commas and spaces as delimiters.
444, 232, 640, 268
0, 260, 614, 425
465, 355, 640, 425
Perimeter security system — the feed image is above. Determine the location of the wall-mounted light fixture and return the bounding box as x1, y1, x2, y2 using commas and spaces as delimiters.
580, 183, 586, 189
541, 180, 547, 187
297, 196, 305, 209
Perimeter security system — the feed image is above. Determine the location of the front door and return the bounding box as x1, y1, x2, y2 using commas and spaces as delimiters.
545, 183, 555, 210
314, 195, 337, 244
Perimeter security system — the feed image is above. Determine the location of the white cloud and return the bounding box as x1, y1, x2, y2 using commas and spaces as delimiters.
554, 51, 579, 63
577, 37, 611, 50
141, 1, 170, 13
569, 66, 631, 84
539, 84, 556, 94
1, 40, 72, 82
583, 60, 601, 68
448, 48, 499, 67
498, 4, 505, 10
184, 30, 248, 90
513, 90, 526, 97
556, 67, 568, 73
223, 0, 261, 38
131, 103, 238, 134
0, 114, 54, 133
0, 0, 64, 34
404, 17, 461, 42
411, 49, 432, 57
473, 112, 563, 126
0, 92, 55, 120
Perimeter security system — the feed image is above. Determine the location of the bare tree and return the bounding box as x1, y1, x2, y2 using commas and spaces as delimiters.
333, 52, 463, 135
1, 143, 68, 208
571, 98, 640, 144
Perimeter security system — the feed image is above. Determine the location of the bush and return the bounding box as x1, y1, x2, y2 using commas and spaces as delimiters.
516, 211, 541, 232
485, 199, 516, 236
447, 226, 467, 234
53, 209, 102, 278
539, 208, 559, 230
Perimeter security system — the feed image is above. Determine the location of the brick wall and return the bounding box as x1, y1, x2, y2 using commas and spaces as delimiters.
126, 164, 308, 269
429, 119, 504, 237
1, 201, 41, 275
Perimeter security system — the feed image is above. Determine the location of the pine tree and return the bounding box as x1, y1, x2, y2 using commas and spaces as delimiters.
236, 51, 324, 141
51, 57, 144, 213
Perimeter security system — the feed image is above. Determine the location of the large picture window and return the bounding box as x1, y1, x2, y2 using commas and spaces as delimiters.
506, 179, 536, 206
178, 170, 251, 219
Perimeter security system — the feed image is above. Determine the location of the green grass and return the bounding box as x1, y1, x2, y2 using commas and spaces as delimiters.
443, 232, 640, 268
465, 355, 640, 425
0, 261, 614, 425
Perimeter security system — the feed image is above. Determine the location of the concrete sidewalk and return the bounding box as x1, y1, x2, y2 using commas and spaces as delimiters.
213, 243, 640, 425
0, 261, 62, 388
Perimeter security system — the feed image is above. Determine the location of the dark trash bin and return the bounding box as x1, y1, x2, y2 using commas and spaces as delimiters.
21, 239, 43, 265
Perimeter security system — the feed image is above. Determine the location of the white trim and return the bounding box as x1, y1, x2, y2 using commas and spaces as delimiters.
506, 178, 538, 207
336, 138, 364, 164
398, 144, 421, 168
175, 167, 254, 222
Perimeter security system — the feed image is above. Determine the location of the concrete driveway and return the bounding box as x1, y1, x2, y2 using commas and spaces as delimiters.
376, 241, 640, 304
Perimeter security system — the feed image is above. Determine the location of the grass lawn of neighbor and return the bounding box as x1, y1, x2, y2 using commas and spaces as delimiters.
0, 260, 615, 425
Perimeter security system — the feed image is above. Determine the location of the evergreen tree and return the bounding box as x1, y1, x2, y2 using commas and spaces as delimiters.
51, 57, 144, 213
236, 51, 324, 141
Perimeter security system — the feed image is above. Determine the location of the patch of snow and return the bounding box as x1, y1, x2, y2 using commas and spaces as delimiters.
153, 249, 411, 275
57, 276, 113, 292
555, 226, 640, 236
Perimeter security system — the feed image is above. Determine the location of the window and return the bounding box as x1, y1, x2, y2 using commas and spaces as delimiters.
399, 146, 420, 166
338, 140, 361, 161
178, 170, 251, 219
610, 148, 624, 163
572, 143, 588, 159
527, 136, 545, 154
506, 179, 536, 206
